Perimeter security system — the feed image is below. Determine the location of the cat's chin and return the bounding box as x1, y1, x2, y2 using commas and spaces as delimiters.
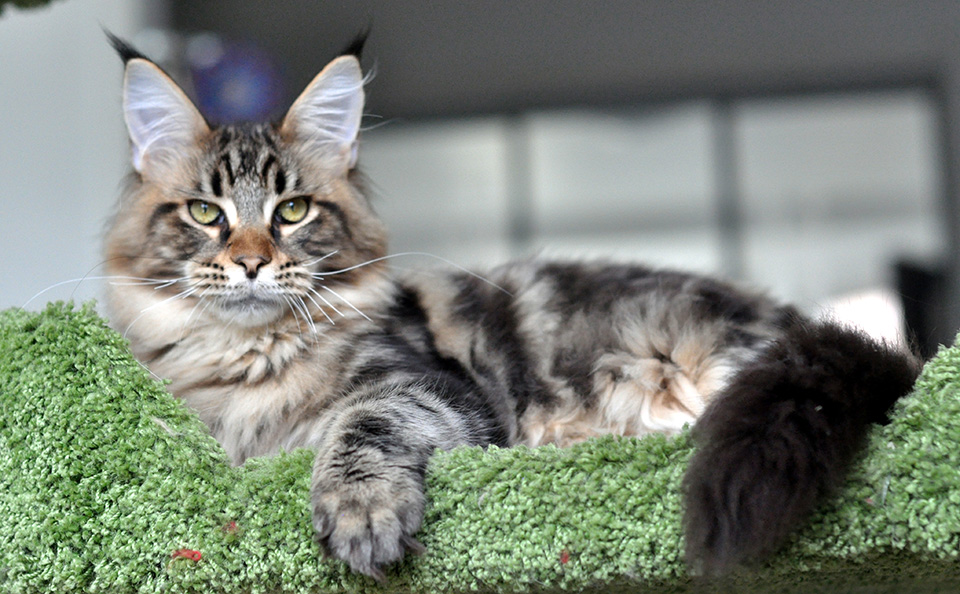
213, 296, 287, 328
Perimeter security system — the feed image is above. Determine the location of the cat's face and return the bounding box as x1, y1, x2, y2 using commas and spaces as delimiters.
104, 52, 387, 330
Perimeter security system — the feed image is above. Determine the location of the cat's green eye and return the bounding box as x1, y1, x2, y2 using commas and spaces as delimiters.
275, 197, 309, 224
188, 200, 222, 225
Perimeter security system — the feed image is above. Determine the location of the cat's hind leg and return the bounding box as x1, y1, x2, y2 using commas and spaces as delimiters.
522, 333, 741, 447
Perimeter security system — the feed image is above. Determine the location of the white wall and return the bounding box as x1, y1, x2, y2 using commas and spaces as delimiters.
0, 0, 156, 309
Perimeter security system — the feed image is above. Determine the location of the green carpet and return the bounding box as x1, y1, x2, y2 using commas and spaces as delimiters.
1, 302, 958, 593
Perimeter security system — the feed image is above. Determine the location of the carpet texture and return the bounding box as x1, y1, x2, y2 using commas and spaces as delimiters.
1, 301, 958, 593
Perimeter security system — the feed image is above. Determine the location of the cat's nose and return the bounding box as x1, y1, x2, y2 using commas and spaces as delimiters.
233, 254, 271, 279
226, 227, 276, 279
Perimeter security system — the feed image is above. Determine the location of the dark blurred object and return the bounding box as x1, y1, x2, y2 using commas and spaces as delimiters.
1, 0, 62, 14
897, 259, 946, 359
186, 34, 284, 124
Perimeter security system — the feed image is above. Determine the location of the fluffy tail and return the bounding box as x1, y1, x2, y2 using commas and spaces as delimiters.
682, 318, 922, 574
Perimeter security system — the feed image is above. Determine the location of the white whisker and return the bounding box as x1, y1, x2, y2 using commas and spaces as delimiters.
133, 358, 165, 383
307, 287, 344, 317
292, 296, 319, 335
177, 291, 214, 343
321, 286, 372, 322
109, 276, 188, 286
21, 275, 188, 309
154, 279, 185, 290
139, 285, 199, 314
123, 283, 201, 339
359, 116, 398, 133
300, 251, 340, 268
282, 296, 305, 340
311, 251, 512, 296
303, 290, 337, 326
122, 311, 149, 339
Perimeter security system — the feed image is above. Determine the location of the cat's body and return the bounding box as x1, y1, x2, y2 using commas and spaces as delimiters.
103, 35, 921, 581
114, 256, 793, 460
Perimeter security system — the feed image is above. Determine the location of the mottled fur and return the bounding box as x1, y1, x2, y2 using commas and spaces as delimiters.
103, 37, 921, 581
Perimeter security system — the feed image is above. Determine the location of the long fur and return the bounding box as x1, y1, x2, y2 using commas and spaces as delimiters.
683, 318, 921, 574
102, 36, 923, 581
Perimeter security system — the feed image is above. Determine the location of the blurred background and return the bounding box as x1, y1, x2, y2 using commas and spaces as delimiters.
2, 0, 959, 354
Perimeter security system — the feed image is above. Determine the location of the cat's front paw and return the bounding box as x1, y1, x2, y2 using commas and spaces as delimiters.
312, 458, 426, 581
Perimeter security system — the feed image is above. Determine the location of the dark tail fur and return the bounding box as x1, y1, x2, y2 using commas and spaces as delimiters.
682, 318, 922, 574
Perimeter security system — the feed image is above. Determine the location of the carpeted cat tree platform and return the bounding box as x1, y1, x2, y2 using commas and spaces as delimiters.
2, 302, 959, 593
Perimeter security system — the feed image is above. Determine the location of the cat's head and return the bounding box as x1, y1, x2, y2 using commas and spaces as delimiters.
104, 36, 388, 332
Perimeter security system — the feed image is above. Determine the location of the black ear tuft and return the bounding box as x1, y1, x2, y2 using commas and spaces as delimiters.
105, 30, 149, 63
339, 25, 371, 60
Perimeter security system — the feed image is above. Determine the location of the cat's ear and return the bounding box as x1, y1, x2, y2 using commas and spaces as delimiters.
121, 58, 210, 178
280, 56, 365, 174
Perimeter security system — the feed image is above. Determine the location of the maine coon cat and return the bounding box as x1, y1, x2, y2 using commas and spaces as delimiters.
102, 34, 921, 581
